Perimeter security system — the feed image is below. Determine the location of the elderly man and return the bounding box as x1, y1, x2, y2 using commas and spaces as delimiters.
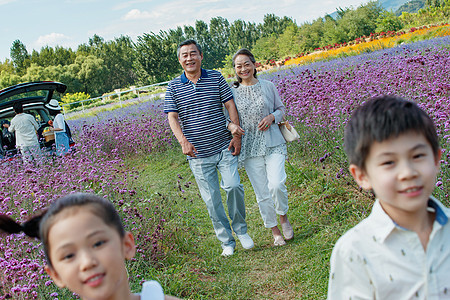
6, 102, 42, 163
164, 39, 253, 257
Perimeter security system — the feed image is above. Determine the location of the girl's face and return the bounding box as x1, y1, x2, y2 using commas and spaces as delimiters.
234, 54, 256, 82
45, 207, 137, 300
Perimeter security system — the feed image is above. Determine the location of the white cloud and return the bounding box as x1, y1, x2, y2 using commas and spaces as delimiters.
34, 33, 73, 48
122, 8, 160, 20
0, 0, 16, 5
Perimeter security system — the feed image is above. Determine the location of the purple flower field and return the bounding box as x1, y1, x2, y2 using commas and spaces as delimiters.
1, 36, 449, 298
0, 101, 176, 299
263, 35, 450, 203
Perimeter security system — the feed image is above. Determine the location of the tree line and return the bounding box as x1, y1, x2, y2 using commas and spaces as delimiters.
0, 0, 449, 97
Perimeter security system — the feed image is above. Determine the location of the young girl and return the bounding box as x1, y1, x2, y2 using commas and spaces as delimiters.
0, 193, 180, 300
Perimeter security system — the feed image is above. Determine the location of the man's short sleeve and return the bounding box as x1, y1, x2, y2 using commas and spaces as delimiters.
217, 73, 233, 104
164, 81, 178, 114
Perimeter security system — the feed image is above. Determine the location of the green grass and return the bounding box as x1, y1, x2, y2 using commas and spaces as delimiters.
123, 143, 373, 299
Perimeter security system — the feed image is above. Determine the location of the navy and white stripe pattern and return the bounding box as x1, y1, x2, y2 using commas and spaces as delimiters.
164, 69, 233, 158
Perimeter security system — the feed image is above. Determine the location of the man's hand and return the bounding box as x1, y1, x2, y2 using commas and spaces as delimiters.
228, 136, 241, 156
181, 140, 198, 158
228, 122, 245, 137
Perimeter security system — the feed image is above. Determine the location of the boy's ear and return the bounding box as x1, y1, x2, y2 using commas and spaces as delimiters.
349, 164, 372, 190
44, 265, 66, 288
435, 148, 442, 167
123, 232, 136, 260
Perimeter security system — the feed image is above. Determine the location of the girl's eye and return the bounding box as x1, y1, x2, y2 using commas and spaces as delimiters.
381, 161, 394, 166
93, 240, 105, 248
63, 253, 74, 260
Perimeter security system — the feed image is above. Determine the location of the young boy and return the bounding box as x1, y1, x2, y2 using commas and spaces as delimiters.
328, 96, 450, 299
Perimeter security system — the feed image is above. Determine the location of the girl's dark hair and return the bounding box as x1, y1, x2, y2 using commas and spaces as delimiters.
232, 48, 257, 88
0, 193, 125, 267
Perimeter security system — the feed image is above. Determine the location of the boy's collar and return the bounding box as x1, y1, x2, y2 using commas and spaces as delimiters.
181, 69, 208, 83
427, 196, 448, 226
371, 196, 448, 243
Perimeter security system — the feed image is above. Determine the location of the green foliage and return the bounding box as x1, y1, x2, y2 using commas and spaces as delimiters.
3, 3, 450, 96
336, 1, 384, 41
400, 1, 450, 27
228, 19, 260, 53
134, 31, 181, 84
251, 35, 280, 61
376, 11, 404, 32
0, 70, 21, 89
61, 92, 91, 104
10, 39, 30, 74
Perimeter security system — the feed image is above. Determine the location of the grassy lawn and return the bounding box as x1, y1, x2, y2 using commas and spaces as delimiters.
125, 143, 373, 299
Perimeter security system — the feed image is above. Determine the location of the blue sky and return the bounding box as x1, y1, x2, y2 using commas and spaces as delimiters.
0, 0, 367, 62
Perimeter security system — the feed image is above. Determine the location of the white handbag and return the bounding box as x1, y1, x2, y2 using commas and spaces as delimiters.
278, 121, 300, 142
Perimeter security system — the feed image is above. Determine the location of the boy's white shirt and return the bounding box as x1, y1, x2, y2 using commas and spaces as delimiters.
328, 196, 450, 300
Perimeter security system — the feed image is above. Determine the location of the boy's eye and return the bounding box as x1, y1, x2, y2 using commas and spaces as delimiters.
413, 153, 425, 159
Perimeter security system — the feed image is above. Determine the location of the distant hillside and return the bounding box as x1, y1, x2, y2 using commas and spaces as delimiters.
380, 0, 411, 11
328, 0, 412, 19
395, 0, 426, 15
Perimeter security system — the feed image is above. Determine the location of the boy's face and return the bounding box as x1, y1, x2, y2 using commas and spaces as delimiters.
350, 131, 441, 220
45, 208, 136, 300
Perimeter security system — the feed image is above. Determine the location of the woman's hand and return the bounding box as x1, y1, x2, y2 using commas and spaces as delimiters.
258, 114, 275, 131
228, 122, 245, 137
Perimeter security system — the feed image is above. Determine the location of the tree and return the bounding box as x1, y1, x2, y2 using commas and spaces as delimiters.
376, 11, 403, 32
208, 17, 230, 69
10, 40, 30, 74
0, 59, 14, 75
322, 14, 347, 46
335, 1, 384, 41
258, 14, 295, 38
297, 18, 325, 51
69, 55, 106, 95
134, 31, 181, 84
228, 20, 259, 53
0, 70, 21, 89
98, 36, 137, 91
252, 35, 280, 61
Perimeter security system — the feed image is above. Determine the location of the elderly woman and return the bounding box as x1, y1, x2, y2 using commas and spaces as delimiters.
228, 48, 293, 246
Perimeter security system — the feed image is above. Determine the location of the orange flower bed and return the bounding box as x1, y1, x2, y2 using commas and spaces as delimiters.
284, 23, 450, 67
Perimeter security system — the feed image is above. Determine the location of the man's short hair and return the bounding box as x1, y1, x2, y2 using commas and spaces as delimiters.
344, 95, 440, 169
177, 39, 202, 58
13, 102, 23, 114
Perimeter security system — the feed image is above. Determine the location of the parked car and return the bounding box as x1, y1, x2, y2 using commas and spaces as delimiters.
0, 81, 69, 157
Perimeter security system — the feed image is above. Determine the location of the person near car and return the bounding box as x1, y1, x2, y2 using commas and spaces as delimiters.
6, 102, 42, 163
45, 99, 69, 156
164, 39, 254, 257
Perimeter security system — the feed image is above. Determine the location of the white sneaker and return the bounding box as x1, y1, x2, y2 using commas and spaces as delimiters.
237, 233, 254, 249
221, 246, 234, 257
274, 235, 286, 246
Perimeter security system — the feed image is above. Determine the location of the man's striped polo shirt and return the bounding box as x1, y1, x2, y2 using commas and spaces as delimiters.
164, 69, 233, 159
